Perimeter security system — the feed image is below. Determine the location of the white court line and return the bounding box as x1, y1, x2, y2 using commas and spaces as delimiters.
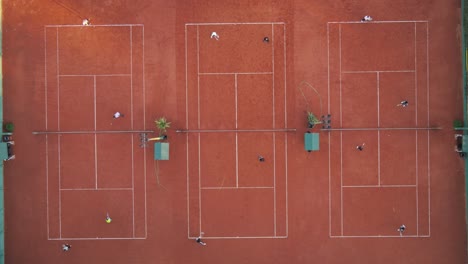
56, 27, 62, 238
198, 134, 202, 235
93, 76, 97, 131
199, 72, 273, 75
414, 22, 419, 235
46, 134, 50, 238
342, 185, 416, 188
339, 24, 344, 236
272, 23, 276, 130
342, 70, 415, 73
130, 26, 134, 130
272, 24, 277, 236
235, 74, 238, 128
283, 23, 288, 236
327, 22, 332, 238
45, 24, 144, 28
188, 236, 288, 239
60, 188, 133, 191
322, 127, 440, 131
44, 26, 50, 239
330, 235, 430, 238
185, 24, 190, 238
94, 134, 98, 189
186, 22, 285, 26
59, 74, 131, 77
186, 131, 190, 238
142, 25, 148, 238
201, 186, 274, 190
48, 237, 146, 240
236, 134, 239, 188
58, 135, 62, 238
235, 74, 238, 188
377, 72, 381, 186
426, 22, 431, 237
44, 27, 48, 130
143, 134, 147, 237
339, 134, 343, 236
328, 20, 428, 24
339, 24, 342, 126
273, 133, 277, 236
131, 135, 135, 237
142, 26, 146, 130
196, 25, 202, 236
197, 26, 200, 129
94, 76, 98, 189
56, 27, 60, 129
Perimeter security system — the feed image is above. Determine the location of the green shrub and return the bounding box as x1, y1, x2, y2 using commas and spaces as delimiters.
4, 122, 14, 132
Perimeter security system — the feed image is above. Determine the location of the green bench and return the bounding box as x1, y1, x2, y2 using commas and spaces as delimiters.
304, 132, 319, 152
154, 142, 169, 160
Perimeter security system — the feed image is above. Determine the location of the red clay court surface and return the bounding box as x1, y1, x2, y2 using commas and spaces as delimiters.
2, 0, 466, 263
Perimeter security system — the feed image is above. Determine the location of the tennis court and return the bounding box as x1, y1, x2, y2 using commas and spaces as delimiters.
184, 23, 289, 239
43, 24, 148, 239
2, 0, 466, 263
327, 21, 431, 237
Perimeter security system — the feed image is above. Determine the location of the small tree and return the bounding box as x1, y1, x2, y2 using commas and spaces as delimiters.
155, 117, 171, 135
307, 112, 322, 128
